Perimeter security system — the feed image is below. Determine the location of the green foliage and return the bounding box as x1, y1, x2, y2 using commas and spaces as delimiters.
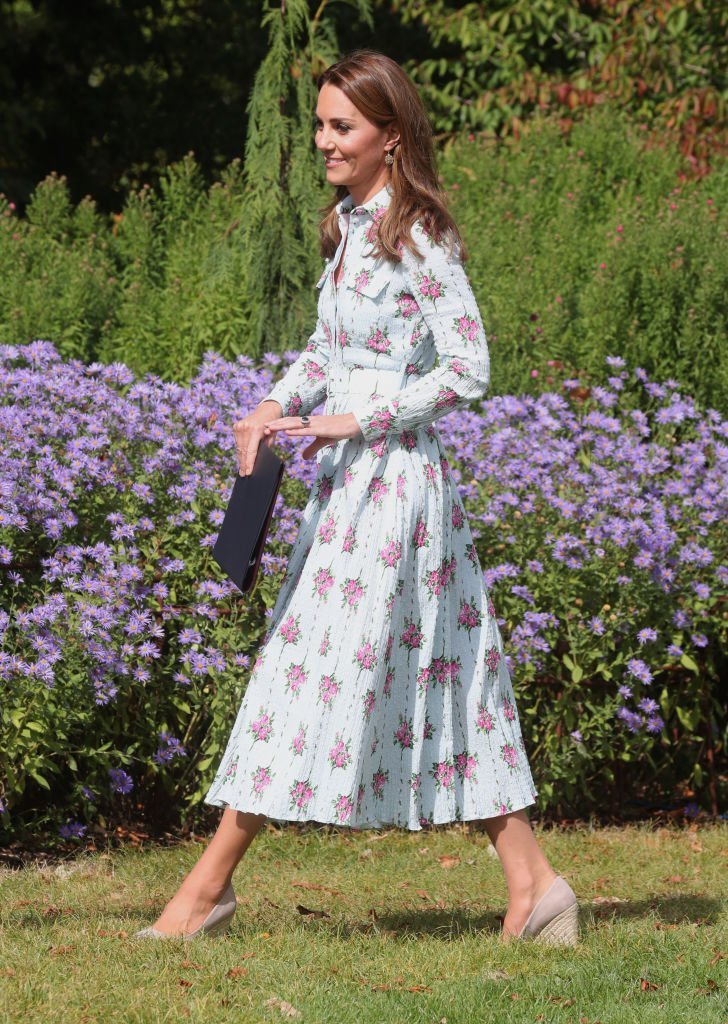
439, 105, 728, 412
391, 0, 727, 169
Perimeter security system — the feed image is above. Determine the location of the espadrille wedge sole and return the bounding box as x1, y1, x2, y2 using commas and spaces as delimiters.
517, 876, 579, 947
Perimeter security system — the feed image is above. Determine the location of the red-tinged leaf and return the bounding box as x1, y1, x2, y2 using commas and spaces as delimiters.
405, 985, 432, 993
662, 874, 687, 883
438, 855, 460, 869
178, 979, 193, 988
296, 904, 329, 919
709, 951, 725, 966
640, 979, 660, 991
226, 967, 248, 979
415, 890, 431, 900
549, 996, 574, 1006
180, 960, 203, 970
2, 968, 16, 977
49, 945, 76, 955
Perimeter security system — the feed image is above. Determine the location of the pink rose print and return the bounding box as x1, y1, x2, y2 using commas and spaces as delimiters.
466, 542, 479, 566
452, 503, 465, 529
362, 688, 376, 720
439, 455, 450, 479
318, 514, 337, 543
318, 673, 341, 706
412, 517, 431, 549
434, 386, 459, 412
333, 793, 354, 823
312, 566, 335, 599
431, 656, 462, 688
304, 359, 326, 383
430, 759, 456, 791
454, 314, 480, 342
356, 783, 365, 812
419, 814, 434, 829
485, 645, 501, 673
423, 715, 435, 741
328, 734, 352, 770
501, 743, 519, 770
395, 291, 420, 319
394, 715, 414, 750
487, 596, 496, 617
416, 272, 445, 300
417, 665, 431, 695
379, 537, 402, 568
290, 725, 307, 756
340, 576, 366, 608
316, 473, 334, 504
396, 472, 406, 497
400, 618, 424, 651
339, 328, 350, 348
383, 666, 394, 697
367, 475, 390, 505
280, 614, 301, 646
288, 394, 303, 416
475, 703, 495, 733
371, 768, 389, 799
319, 628, 332, 656
410, 772, 422, 793
455, 751, 478, 781
457, 598, 482, 635
285, 663, 308, 697
365, 328, 391, 354
364, 205, 386, 244
368, 435, 388, 458
502, 695, 516, 722
493, 797, 514, 815
289, 779, 316, 811
322, 320, 332, 345
355, 640, 378, 671
343, 466, 355, 487
252, 766, 274, 795
399, 429, 417, 451
249, 709, 274, 743
422, 555, 457, 597
448, 357, 469, 378
370, 731, 379, 756
367, 407, 394, 434
224, 755, 239, 778
353, 268, 371, 298
342, 525, 357, 553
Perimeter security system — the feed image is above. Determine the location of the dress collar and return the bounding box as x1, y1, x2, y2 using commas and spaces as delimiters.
337, 182, 393, 218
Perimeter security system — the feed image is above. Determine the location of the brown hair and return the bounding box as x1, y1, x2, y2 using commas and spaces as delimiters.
316, 50, 467, 263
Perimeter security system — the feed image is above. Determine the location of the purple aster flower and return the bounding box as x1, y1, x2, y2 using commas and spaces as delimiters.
636, 627, 658, 645
570, 730, 583, 742
59, 821, 87, 839
626, 658, 653, 685
618, 684, 633, 699
589, 616, 605, 636
645, 715, 664, 733
691, 582, 710, 600
667, 644, 683, 658
108, 767, 134, 794
690, 633, 708, 648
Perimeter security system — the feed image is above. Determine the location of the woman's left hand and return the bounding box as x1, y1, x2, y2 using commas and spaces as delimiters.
263, 413, 363, 460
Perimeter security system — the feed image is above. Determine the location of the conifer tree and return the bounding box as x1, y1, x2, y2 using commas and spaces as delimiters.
241, 0, 372, 354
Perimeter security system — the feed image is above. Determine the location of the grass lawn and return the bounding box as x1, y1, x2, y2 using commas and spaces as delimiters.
0, 821, 726, 1023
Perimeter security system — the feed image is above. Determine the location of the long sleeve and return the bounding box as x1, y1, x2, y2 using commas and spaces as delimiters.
348, 222, 490, 442
257, 295, 331, 418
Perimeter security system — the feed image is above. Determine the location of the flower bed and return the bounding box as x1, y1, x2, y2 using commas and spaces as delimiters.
0, 343, 725, 840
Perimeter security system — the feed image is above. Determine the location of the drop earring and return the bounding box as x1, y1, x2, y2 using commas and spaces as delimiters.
384, 150, 394, 166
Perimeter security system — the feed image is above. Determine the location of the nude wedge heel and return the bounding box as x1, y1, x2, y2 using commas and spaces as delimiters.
517, 876, 579, 947
134, 881, 237, 941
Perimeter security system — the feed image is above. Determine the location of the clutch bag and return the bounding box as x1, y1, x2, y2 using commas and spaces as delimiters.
212, 442, 285, 594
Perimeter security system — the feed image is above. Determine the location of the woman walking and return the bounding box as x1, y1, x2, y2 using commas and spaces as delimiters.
136, 50, 578, 945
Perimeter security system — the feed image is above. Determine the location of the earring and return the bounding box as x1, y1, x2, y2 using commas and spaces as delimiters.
384, 150, 394, 166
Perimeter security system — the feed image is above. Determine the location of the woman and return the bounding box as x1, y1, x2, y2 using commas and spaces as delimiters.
136, 50, 578, 946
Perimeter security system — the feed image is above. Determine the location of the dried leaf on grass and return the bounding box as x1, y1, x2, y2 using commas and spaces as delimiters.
226, 967, 248, 979
639, 978, 661, 991
438, 855, 460, 869
708, 950, 724, 966
48, 945, 76, 955
296, 904, 329, 919
180, 960, 203, 970
263, 996, 302, 1018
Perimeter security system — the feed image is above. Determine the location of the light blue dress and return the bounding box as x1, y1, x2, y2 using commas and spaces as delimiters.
204, 183, 537, 828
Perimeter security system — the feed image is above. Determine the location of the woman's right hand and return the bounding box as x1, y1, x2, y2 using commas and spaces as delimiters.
233, 400, 283, 476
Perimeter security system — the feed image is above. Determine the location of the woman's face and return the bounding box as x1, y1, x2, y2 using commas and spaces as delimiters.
314, 83, 398, 204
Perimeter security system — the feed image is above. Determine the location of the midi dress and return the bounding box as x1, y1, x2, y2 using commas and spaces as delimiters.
204, 183, 538, 829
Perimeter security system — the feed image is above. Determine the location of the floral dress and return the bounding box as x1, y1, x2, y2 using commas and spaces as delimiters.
204, 183, 537, 828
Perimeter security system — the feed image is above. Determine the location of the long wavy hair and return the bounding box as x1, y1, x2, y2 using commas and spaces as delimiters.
316, 50, 467, 263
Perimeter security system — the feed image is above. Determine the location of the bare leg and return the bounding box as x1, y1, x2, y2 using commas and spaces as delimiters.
478, 809, 558, 938
149, 808, 266, 936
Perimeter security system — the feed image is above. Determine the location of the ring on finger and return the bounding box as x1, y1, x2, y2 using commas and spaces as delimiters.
300, 415, 310, 426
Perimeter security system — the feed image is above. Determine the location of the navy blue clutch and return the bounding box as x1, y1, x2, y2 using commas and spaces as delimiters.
212, 442, 285, 595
